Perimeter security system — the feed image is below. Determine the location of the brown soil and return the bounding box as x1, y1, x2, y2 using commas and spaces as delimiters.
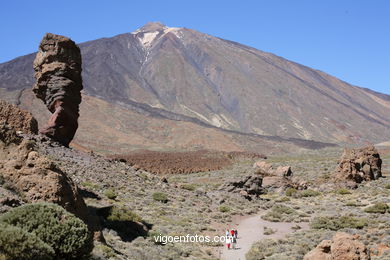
109, 150, 265, 175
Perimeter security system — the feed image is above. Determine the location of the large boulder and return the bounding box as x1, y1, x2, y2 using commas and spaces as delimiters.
0, 138, 88, 221
333, 146, 382, 184
220, 175, 264, 200
33, 33, 83, 147
304, 232, 370, 260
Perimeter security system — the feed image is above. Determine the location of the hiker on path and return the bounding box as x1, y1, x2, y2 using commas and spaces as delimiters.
234, 229, 238, 239
231, 235, 237, 249
226, 236, 231, 250
230, 229, 235, 237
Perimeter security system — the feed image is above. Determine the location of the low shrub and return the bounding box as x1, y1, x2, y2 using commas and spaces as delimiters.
0, 203, 93, 259
310, 215, 367, 230
104, 188, 118, 200
181, 184, 197, 191
299, 189, 321, 197
263, 226, 276, 235
385, 183, 390, 189
0, 223, 54, 260
219, 205, 230, 213
152, 192, 168, 203
364, 203, 389, 214
334, 188, 351, 195
261, 204, 297, 222
107, 205, 143, 222
285, 188, 298, 197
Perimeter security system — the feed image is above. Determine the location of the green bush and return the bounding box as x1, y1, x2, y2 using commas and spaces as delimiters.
0, 223, 54, 260
219, 205, 230, 213
285, 188, 297, 197
0, 203, 93, 259
181, 184, 197, 191
104, 188, 118, 200
334, 188, 351, 195
261, 204, 297, 222
107, 205, 143, 222
364, 203, 389, 214
385, 183, 390, 189
299, 189, 321, 197
310, 215, 367, 230
152, 192, 168, 203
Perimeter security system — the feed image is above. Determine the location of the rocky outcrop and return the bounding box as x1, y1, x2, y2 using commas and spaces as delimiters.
253, 160, 302, 192
0, 100, 38, 135
333, 146, 382, 184
33, 33, 83, 147
0, 101, 38, 145
253, 161, 293, 177
220, 175, 264, 200
304, 232, 370, 260
0, 138, 88, 221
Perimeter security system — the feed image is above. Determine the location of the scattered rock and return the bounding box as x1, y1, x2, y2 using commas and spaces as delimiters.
304, 232, 370, 260
33, 33, 83, 147
333, 146, 382, 184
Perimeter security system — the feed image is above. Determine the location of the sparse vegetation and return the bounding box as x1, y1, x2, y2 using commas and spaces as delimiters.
261, 204, 304, 222
364, 202, 389, 214
107, 205, 143, 222
334, 188, 351, 195
310, 216, 368, 230
104, 188, 118, 200
181, 183, 197, 191
263, 226, 276, 235
152, 192, 168, 203
219, 205, 230, 213
299, 189, 321, 197
285, 188, 298, 197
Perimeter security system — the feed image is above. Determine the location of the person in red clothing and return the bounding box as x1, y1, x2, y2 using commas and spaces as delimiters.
230, 229, 235, 237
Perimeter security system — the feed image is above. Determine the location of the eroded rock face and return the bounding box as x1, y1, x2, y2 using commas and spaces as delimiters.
304, 232, 370, 260
0, 101, 38, 145
33, 33, 83, 147
0, 138, 88, 220
333, 146, 382, 184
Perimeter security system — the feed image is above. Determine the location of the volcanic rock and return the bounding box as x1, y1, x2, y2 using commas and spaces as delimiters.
221, 175, 264, 199
333, 146, 382, 184
0, 138, 88, 221
304, 232, 370, 260
0, 100, 38, 145
0, 100, 38, 135
32, 33, 83, 147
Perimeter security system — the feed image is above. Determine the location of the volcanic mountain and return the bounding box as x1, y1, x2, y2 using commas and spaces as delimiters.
1, 22, 389, 153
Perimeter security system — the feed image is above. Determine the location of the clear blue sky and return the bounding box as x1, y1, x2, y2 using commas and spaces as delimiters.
1, 0, 389, 94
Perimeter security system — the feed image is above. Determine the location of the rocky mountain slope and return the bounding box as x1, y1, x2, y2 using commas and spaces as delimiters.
1, 22, 389, 152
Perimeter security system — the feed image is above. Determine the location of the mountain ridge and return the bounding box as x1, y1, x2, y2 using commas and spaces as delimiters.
0, 22, 389, 153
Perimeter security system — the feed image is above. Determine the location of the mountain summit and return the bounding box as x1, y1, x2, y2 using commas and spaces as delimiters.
0, 22, 389, 152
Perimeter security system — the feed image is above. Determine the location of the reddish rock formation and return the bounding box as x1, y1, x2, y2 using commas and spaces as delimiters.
333, 146, 382, 184
304, 232, 370, 260
32, 33, 83, 146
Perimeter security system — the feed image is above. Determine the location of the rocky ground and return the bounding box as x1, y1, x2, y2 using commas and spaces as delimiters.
1, 125, 390, 259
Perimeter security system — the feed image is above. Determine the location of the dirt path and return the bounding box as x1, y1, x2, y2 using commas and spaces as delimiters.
217, 215, 309, 260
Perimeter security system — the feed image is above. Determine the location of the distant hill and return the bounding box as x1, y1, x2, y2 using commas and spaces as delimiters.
1, 22, 389, 153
